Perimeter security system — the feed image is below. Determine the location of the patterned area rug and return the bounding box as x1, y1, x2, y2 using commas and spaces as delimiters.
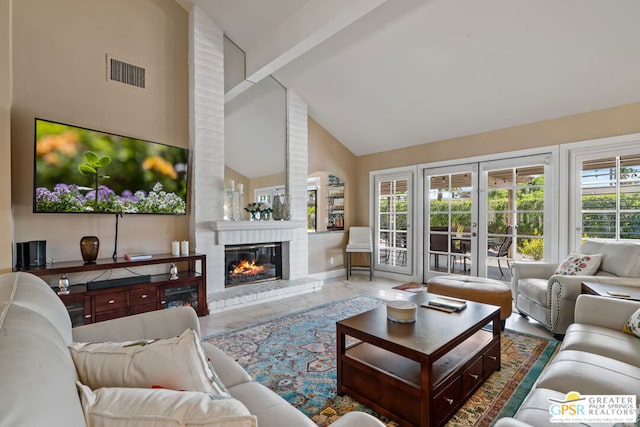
392, 282, 427, 292
203, 295, 558, 426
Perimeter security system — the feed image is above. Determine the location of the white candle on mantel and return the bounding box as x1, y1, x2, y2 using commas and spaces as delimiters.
238, 183, 243, 193
229, 179, 235, 191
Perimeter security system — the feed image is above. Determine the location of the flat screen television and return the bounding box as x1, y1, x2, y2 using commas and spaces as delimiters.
33, 118, 189, 215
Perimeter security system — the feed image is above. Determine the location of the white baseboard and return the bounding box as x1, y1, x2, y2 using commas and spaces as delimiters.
310, 268, 420, 283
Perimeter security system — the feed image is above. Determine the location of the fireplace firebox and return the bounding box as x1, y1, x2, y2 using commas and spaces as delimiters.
224, 243, 282, 287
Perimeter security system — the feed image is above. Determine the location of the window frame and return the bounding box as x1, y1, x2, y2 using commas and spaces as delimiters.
566, 133, 640, 249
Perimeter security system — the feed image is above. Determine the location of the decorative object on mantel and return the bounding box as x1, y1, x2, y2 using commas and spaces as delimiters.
79, 235, 99, 264
272, 194, 282, 220
281, 194, 291, 220
245, 202, 272, 221
225, 180, 234, 221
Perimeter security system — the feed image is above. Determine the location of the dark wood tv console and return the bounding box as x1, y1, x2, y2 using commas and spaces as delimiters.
17, 253, 207, 326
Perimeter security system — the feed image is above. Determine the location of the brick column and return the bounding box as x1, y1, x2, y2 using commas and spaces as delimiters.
286, 90, 309, 279
187, 5, 225, 295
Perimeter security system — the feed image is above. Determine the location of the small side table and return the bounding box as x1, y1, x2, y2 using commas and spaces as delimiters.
581, 281, 640, 301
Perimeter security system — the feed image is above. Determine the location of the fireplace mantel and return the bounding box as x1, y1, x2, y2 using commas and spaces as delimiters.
210, 220, 306, 245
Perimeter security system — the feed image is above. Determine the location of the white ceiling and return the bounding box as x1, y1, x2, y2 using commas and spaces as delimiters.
192, 0, 640, 157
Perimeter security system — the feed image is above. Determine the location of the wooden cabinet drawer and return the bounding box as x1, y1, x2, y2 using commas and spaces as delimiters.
129, 303, 157, 315
483, 341, 501, 374
462, 356, 484, 397
129, 287, 157, 306
95, 308, 128, 323
432, 376, 462, 426
94, 291, 127, 313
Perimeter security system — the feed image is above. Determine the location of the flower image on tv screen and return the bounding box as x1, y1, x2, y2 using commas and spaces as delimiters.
33, 118, 189, 215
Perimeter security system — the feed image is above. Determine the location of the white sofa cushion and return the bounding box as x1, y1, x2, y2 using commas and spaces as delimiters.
77, 383, 257, 427
0, 273, 87, 427
69, 329, 228, 395
554, 253, 601, 276
561, 323, 640, 367
228, 382, 317, 427
517, 278, 549, 306
535, 350, 640, 397
579, 239, 640, 277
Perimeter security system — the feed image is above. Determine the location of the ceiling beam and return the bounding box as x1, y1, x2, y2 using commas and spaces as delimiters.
226, 0, 388, 102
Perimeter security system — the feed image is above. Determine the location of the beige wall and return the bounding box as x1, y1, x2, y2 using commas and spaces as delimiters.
355, 102, 640, 226
307, 116, 358, 274
0, 0, 12, 272
10, 0, 189, 266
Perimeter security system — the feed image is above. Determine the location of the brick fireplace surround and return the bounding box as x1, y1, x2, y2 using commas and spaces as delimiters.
207, 221, 322, 312
187, 7, 320, 313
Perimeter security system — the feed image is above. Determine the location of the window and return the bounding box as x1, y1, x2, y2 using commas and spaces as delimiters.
581, 155, 640, 240
568, 135, 640, 249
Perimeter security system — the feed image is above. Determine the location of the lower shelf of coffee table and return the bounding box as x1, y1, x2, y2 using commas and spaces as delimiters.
341, 329, 499, 427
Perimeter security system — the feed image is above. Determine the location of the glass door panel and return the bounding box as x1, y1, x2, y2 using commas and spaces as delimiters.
480, 156, 550, 281
424, 165, 477, 279
375, 174, 412, 274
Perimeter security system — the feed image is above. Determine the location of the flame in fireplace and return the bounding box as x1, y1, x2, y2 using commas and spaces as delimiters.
232, 259, 267, 276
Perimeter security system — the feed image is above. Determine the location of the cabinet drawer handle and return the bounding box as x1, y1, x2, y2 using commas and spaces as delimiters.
108, 299, 115, 304
85, 314, 91, 318
487, 355, 497, 361
141, 294, 148, 298
445, 398, 454, 405
468, 373, 479, 380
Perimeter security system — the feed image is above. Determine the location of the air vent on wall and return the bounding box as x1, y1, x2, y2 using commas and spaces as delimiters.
106, 54, 146, 89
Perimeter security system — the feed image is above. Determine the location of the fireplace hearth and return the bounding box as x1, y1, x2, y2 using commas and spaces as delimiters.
225, 243, 282, 287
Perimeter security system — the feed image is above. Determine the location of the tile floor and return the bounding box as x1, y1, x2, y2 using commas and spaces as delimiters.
199, 274, 554, 340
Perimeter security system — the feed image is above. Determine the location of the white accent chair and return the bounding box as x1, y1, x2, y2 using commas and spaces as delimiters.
346, 226, 373, 280
512, 239, 640, 336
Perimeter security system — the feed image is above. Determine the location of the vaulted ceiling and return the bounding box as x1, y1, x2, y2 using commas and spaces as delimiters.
191, 0, 640, 157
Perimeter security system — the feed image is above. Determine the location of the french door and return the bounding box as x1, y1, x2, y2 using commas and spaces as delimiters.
374, 172, 413, 275
424, 154, 553, 282
424, 164, 478, 278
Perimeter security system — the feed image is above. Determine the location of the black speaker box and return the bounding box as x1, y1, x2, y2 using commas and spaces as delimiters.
15, 240, 47, 269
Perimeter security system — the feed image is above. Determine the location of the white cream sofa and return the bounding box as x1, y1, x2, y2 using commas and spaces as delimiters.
512, 239, 640, 335
495, 294, 640, 426
0, 271, 385, 427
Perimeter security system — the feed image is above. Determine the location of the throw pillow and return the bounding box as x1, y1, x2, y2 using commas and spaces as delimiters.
622, 307, 640, 338
554, 253, 602, 276
77, 382, 257, 427
69, 329, 228, 395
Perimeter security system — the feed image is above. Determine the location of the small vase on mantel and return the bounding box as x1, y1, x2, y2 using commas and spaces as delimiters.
80, 236, 99, 264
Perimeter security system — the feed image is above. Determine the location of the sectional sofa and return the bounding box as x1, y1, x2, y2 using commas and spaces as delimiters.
0, 271, 385, 427
495, 294, 640, 426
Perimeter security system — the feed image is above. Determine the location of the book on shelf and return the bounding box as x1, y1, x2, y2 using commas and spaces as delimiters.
124, 253, 153, 261
425, 296, 467, 312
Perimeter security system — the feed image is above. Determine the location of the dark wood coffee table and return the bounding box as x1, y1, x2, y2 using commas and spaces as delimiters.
336, 293, 501, 427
